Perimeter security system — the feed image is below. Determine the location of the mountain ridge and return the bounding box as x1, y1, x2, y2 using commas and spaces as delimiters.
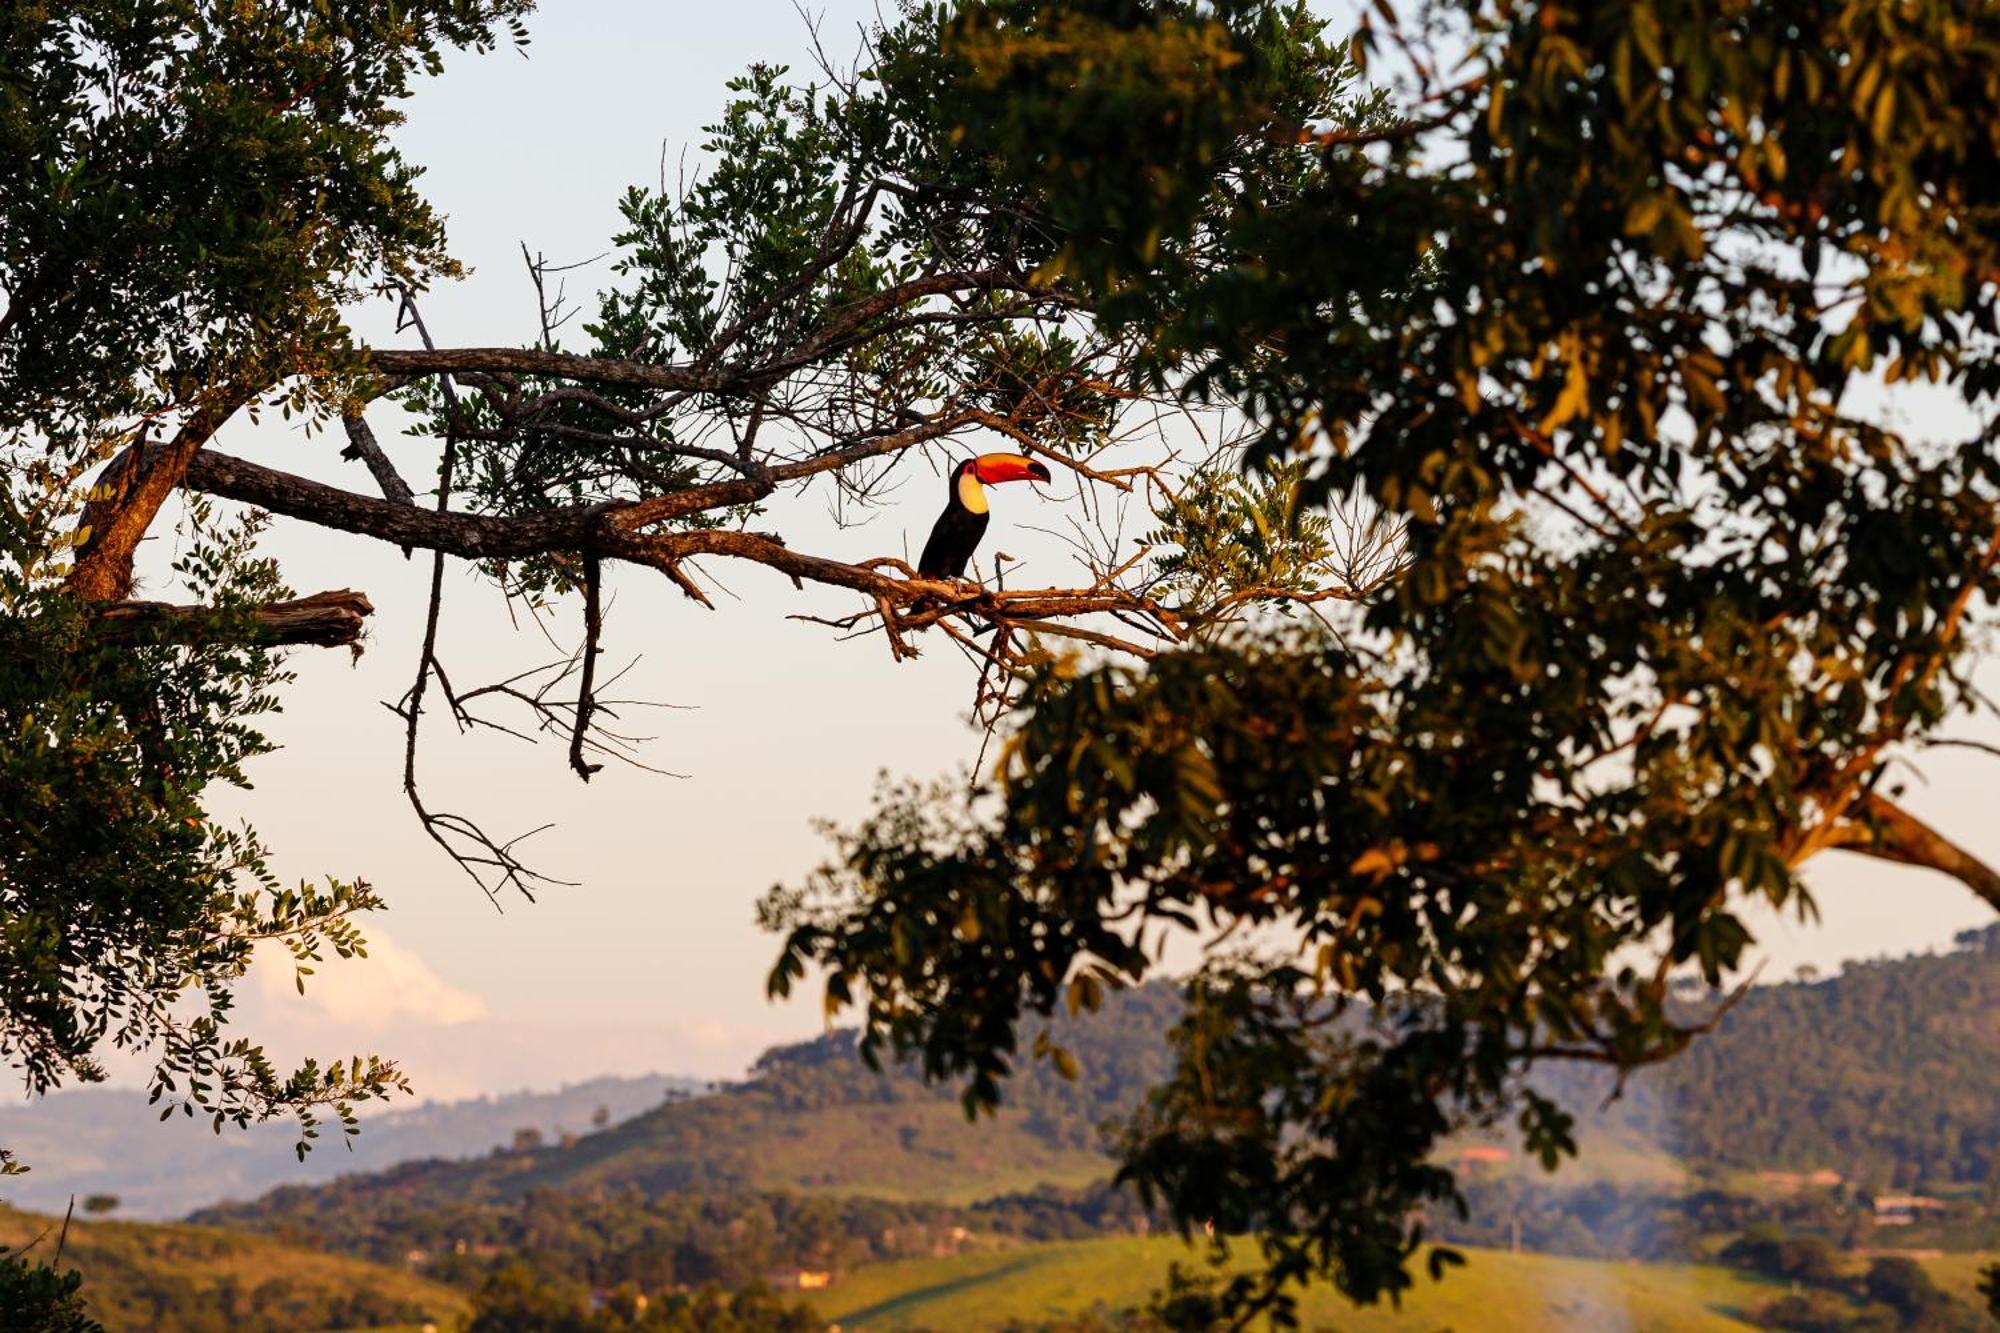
0, 1071, 703, 1219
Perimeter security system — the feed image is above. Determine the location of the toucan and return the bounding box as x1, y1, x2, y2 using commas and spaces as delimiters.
917, 453, 1052, 579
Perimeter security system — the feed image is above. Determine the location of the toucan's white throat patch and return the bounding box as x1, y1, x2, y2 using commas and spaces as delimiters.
957, 470, 989, 514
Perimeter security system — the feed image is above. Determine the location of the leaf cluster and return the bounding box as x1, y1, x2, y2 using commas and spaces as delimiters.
0, 468, 404, 1148
1, 0, 532, 441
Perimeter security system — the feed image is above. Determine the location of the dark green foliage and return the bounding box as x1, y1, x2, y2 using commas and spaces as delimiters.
1726, 1237, 1984, 1333
1751, 1290, 1897, 1333
1144, 1262, 1231, 1332
468, 1266, 820, 1333
1659, 928, 2000, 1189
1863, 1257, 1970, 1331
770, 0, 2000, 1316
0, 488, 403, 1140
1722, 1227, 1844, 1287
0, 1248, 103, 1333
1, 0, 532, 434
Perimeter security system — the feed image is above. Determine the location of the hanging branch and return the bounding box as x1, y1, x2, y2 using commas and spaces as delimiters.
391, 288, 568, 906
568, 551, 605, 781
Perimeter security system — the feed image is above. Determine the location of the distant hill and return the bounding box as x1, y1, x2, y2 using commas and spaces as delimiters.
0, 1072, 701, 1219
189, 933, 2000, 1252
168, 942, 2000, 1319
0, 1203, 469, 1333
1650, 924, 1999, 1190
192, 984, 1183, 1242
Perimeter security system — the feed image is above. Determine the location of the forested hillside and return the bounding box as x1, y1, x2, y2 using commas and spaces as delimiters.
191, 938, 1998, 1247
166, 942, 1997, 1322
1655, 925, 1998, 1189
192, 985, 1180, 1234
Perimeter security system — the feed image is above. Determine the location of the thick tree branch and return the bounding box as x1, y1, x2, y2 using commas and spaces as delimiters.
177, 445, 1316, 669
180, 405, 977, 557
1828, 792, 2000, 913
90, 590, 374, 648
70, 388, 254, 600
184, 449, 770, 557
363, 347, 722, 393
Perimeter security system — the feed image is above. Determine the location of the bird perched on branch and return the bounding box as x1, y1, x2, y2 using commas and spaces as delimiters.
917, 453, 1052, 580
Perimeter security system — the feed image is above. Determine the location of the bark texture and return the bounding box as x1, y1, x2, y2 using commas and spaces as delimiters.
90, 589, 374, 648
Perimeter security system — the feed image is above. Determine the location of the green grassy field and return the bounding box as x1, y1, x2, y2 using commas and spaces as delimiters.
734, 1102, 1110, 1203
0, 1204, 470, 1332
1921, 1251, 1995, 1310
814, 1236, 1783, 1331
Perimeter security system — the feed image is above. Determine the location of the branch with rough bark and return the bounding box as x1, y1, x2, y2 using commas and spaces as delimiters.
70, 388, 253, 601
174, 446, 1335, 667
1827, 791, 2000, 913
89, 590, 374, 649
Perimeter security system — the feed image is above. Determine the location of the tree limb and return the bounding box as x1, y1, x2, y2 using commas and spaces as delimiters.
70, 388, 255, 600
184, 449, 770, 558
568, 553, 604, 782
363, 346, 722, 393
339, 411, 417, 511
90, 590, 374, 648
1828, 792, 2000, 912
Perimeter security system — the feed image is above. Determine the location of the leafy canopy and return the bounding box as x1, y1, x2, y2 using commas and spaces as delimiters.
0, 0, 531, 1148
768, 0, 2000, 1315
1, 0, 531, 437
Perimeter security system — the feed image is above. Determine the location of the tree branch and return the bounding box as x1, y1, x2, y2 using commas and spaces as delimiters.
89, 590, 374, 648
70, 388, 255, 600
339, 411, 416, 511
184, 449, 770, 558
363, 347, 722, 394
1828, 792, 2000, 913
568, 553, 604, 782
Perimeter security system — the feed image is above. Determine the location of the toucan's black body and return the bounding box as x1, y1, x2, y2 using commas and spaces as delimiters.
918, 454, 1050, 579
919, 492, 989, 578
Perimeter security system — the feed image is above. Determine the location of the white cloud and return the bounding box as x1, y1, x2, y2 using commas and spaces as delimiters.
255, 929, 487, 1028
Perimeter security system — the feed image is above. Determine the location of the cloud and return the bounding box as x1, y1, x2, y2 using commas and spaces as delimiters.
255, 929, 487, 1029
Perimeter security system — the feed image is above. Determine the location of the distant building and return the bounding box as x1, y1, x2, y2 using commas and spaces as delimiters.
1756, 1169, 1843, 1192
1872, 1195, 1946, 1226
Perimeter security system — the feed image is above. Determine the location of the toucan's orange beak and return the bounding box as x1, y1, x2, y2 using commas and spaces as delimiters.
972, 452, 1052, 485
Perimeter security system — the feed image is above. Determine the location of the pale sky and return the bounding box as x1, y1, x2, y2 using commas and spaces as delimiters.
100, 1, 2000, 1102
